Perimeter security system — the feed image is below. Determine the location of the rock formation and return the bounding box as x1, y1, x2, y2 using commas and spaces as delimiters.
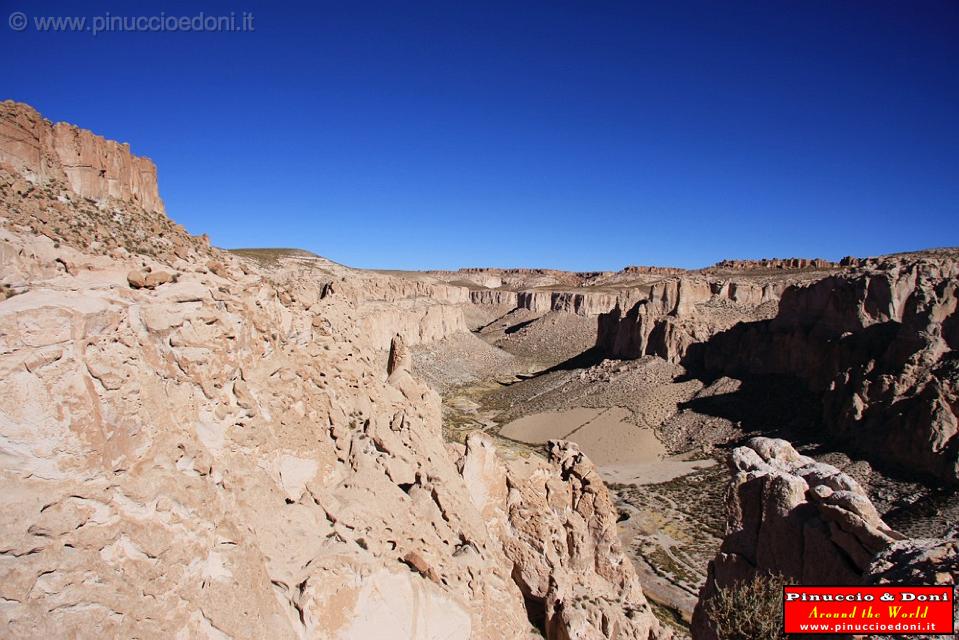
461, 436, 670, 640
596, 277, 787, 363
690, 254, 959, 484
691, 438, 957, 640
470, 288, 519, 307
387, 333, 412, 376
0, 102, 668, 639
0, 101, 164, 213
704, 257, 836, 272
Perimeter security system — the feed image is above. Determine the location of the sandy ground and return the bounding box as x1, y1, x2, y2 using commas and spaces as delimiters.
501, 405, 717, 487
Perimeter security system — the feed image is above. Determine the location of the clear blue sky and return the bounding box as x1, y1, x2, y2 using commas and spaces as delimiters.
2, 0, 957, 270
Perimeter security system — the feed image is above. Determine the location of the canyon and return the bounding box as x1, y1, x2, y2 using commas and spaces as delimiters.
0, 100, 956, 639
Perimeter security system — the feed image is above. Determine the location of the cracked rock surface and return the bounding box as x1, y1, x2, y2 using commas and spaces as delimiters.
0, 101, 668, 640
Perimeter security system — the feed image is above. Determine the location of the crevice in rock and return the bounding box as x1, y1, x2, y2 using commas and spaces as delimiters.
511, 563, 547, 636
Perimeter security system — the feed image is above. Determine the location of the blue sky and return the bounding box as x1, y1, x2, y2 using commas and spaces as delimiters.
2, 0, 957, 270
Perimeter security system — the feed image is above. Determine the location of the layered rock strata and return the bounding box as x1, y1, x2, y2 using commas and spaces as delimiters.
704, 257, 836, 272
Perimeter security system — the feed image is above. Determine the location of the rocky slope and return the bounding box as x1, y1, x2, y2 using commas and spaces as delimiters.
0, 102, 669, 639
691, 438, 957, 640
689, 254, 959, 485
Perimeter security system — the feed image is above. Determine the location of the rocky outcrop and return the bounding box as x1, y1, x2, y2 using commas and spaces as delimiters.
597, 277, 783, 362
461, 435, 671, 639
387, 333, 411, 376
691, 254, 959, 484
704, 257, 837, 272
621, 265, 688, 276
0, 103, 666, 640
127, 268, 175, 289
691, 438, 956, 640
450, 263, 816, 326
470, 289, 519, 307
0, 101, 164, 213
470, 288, 643, 318
549, 290, 623, 316
0, 105, 208, 263
517, 290, 554, 314
866, 531, 959, 595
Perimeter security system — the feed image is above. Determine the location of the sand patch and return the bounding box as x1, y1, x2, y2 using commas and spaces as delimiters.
500, 407, 666, 467
499, 406, 717, 484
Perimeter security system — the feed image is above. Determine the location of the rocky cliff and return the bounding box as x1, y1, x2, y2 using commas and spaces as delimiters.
0, 103, 668, 639
442, 261, 833, 325
596, 277, 787, 363
704, 257, 836, 273
0, 101, 164, 214
691, 438, 957, 640
690, 254, 959, 484
469, 289, 519, 307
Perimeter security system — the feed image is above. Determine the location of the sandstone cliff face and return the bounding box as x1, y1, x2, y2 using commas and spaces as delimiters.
470, 289, 519, 307
444, 261, 824, 325
0, 104, 667, 639
356, 299, 470, 347
0, 101, 164, 213
0, 102, 206, 265
596, 277, 784, 363
692, 255, 959, 484
691, 439, 957, 640
469, 287, 640, 318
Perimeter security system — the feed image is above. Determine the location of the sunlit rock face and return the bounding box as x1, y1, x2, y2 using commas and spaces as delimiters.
0, 100, 164, 213
0, 101, 669, 640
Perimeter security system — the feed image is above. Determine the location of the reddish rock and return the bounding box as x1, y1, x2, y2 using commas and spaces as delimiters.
0, 100, 164, 213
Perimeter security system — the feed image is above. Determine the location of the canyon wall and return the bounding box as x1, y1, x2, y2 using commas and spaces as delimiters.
355, 299, 470, 347
691, 438, 957, 640
689, 255, 959, 484
469, 287, 644, 318
469, 289, 518, 307
0, 102, 667, 640
596, 278, 784, 363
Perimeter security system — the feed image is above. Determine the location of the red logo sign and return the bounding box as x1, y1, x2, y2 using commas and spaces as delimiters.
783, 586, 955, 635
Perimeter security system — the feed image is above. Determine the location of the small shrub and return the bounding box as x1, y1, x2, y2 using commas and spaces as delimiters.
704, 572, 786, 640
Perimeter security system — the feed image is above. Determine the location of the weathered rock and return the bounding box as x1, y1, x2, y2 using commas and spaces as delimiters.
0, 102, 666, 640
596, 276, 784, 363
387, 333, 411, 376
0, 100, 164, 213
127, 269, 174, 289
704, 257, 837, 272
691, 254, 959, 484
0, 102, 209, 264
483, 438, 671, 640
691, 438, 956, 640
470, 289, 519, 307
